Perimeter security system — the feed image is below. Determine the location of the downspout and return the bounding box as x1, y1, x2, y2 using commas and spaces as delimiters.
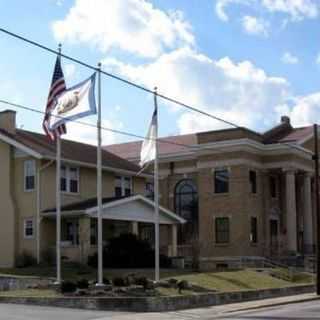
36, 160, 54, 264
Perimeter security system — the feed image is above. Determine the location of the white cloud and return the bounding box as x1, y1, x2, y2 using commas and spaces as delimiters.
281, 52, 299, 64
282, 93, 320, 127
103, 47, 290, 133
262, 0, 318, 21
241, 15, 269, 36
64, 63, 76, 81
64, 116, 123, 145
215, 0, 319, 23
52, 0, 194, 58
215, 0, 252, 22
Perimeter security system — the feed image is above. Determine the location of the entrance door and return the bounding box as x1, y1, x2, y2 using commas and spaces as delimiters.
270, 220, 278, 256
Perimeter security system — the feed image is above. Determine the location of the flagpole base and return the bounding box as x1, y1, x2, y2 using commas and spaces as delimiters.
95, 283, 106, 288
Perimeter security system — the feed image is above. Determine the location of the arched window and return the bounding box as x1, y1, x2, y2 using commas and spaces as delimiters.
174, 179, 198, 243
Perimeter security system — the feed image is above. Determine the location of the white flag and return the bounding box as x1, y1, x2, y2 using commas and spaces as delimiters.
48, 73, 97, 131
140, 108, 157, 167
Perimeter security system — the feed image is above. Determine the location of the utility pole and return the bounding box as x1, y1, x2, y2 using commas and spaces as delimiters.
313, 124, 320, 295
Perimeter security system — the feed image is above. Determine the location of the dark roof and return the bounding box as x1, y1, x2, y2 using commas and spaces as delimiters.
0, 128, 142, 173
278, 126, 313, 143
105, 133, 197, 160
42, 195, 131, 213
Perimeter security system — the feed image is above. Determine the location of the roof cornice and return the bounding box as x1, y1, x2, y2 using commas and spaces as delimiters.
0, 132, 42, 159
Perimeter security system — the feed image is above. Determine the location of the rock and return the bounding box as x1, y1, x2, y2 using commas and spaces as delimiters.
75, 289, 88, 296
177, 280, 190, 293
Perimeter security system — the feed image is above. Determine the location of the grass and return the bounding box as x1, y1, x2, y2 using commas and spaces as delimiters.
162, 269, 303, 292
0, 289, 60, 298
0, 266, 315, 297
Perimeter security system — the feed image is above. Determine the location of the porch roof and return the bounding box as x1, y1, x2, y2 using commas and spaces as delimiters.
42, 194, 186, 225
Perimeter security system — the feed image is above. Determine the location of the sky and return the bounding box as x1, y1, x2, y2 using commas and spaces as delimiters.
1, 0, 320, 145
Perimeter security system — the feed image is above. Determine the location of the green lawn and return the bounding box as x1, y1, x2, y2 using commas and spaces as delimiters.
0, 266, 314, 296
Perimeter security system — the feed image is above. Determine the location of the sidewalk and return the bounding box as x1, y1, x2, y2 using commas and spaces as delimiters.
112, 293, 319, 320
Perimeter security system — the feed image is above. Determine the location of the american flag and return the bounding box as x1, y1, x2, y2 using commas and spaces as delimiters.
43, 55, 67, 140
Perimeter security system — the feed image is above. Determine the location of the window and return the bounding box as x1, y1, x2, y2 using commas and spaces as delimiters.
250, 217, 258, 244
249, 170, 257, 194
65, 220, 79, 245
146, 182, 154, 199
214, 168, 229, 193
24, 160, 35, 191
215, 217, 230, 244
90, 219, 97, 245
270, 176, 277, 198
24, 219, 34, 239
60, 165, 79, 193
174, 179, 198, 243
114, 176, 132, 197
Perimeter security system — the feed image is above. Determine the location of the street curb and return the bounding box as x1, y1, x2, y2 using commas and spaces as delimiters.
226, 295, 320, 315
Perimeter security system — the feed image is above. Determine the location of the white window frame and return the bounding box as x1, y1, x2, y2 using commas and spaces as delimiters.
61, 165, 80, 194
24, 218, 34, 239
115, 176, 133, 197
24, 160, 36, 192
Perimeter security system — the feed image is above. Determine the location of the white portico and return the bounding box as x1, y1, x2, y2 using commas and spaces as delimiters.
42, 195, 185, 263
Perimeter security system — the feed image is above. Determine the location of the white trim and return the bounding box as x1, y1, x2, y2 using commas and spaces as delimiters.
0, 132, 42, 159
23, 218, 35, 239
86, 194, 186, 224
60, 165, 80, 194
45, 156, 152, 178
127, 138, 313, 163
24, 159, 36, 192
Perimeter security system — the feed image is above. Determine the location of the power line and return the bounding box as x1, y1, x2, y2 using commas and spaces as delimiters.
0, 98, 312, 158
0, 27, 239, 129
0, 28, 313, 158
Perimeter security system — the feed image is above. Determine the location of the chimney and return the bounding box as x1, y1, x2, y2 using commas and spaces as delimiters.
0, 110, 16, 135
281, 115, 290, 125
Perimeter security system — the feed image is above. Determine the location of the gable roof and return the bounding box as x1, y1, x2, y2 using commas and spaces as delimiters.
42, 194, 186, 225
0, 128, 146, 176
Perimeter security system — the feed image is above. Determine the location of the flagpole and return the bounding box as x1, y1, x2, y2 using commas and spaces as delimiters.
96, 62, 104, 286
55, 43, 62, 285
154, 87, 160, 282
56, 135, 62, 284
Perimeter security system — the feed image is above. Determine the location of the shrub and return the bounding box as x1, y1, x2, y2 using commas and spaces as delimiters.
16, 251, 37, 268
88, 233, 171, 268
41, 248, 56, 266
60, 281, 77, 293
76, 279, 89, 289
112, 277, 127, 287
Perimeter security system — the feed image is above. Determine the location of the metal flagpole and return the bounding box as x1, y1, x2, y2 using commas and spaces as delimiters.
153, 87, 160, 282
56, 135, 62, 284
96, 62, 104, 286
55, 44, 62, 284
313, 124, 320, 295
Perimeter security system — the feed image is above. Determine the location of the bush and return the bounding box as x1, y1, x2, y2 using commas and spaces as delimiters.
16, 251, 37, 268
41, 248, 56, 266
60, 281, 77, 293
88, 233, 171, 268
76, 279, 89, 289
112, 277, 127, 287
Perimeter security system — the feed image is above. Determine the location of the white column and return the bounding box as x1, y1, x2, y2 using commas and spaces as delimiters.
285, 169, 297, 253
131, 222, 139, 236
303, 172, 314, 254
171, 225, 177, 257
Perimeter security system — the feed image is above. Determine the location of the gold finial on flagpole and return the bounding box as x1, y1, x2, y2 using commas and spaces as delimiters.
58, 43, 62, 55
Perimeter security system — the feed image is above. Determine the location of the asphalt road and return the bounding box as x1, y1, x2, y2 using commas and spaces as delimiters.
0, 300, 320, 320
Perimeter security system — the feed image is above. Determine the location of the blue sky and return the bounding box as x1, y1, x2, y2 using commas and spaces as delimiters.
1, 0, 320, 145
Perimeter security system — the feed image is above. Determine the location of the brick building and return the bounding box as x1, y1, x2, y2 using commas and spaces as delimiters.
106, 116, 316, 269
